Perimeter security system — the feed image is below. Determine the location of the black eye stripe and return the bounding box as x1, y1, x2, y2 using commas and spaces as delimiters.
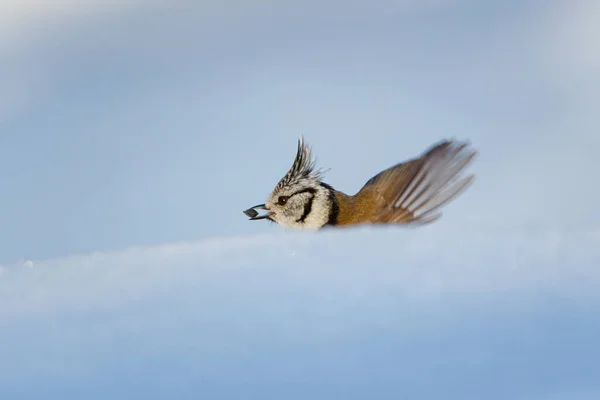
276, 188, 315, 207
287, 187, 317, 199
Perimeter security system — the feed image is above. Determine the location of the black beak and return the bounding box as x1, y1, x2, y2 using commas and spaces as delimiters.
243, 204, 270, 220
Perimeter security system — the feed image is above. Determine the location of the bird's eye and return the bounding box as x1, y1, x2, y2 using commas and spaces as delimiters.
277, 196, 290, 206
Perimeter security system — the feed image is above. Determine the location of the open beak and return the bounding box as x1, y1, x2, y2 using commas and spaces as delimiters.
243, 204, 272, 220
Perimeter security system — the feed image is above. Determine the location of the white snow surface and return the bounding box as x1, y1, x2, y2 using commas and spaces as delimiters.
1, 226, 599, 399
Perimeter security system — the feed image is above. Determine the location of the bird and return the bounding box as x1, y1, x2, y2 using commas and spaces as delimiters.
243, 137, 477, 229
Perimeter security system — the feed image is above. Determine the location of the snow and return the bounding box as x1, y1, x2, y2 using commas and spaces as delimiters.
1, 226, 599, 399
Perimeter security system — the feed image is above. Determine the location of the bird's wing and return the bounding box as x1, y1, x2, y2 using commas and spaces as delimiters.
357, 139, 477, 225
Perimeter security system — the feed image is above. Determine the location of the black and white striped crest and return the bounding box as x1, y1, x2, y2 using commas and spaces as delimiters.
274, 137, 323, 190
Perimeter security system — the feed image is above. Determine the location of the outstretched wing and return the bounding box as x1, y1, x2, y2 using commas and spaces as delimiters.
357, 139, 477, 225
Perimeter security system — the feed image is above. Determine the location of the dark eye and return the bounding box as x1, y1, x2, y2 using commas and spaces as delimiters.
277, 196, 290, 206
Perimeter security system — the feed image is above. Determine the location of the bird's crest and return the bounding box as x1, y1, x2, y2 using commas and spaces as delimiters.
274, 137, 324, 190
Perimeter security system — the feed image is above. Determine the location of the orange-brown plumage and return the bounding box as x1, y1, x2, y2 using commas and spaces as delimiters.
332, 140, 477, 226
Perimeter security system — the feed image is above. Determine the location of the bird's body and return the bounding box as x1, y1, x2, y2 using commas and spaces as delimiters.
333, 189, 385, 226
244, 137, 477, 229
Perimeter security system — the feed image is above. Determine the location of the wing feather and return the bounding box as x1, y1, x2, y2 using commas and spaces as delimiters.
357, 139, 477, 225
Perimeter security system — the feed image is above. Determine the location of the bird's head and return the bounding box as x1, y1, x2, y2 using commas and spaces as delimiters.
243, 137, 335, 229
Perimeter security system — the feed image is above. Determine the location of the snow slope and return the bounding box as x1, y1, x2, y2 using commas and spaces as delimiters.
1, 226, 599, 399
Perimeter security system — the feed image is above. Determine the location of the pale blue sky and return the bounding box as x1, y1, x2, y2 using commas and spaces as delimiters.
1, 0, 599, 263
